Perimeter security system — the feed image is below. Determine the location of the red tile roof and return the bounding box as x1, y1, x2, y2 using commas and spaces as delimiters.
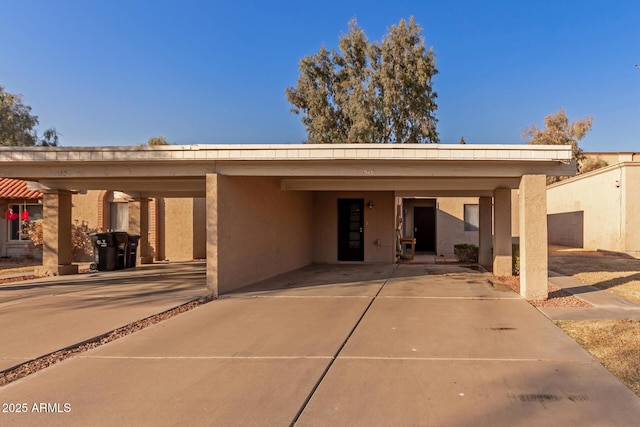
0, 178, 42, 200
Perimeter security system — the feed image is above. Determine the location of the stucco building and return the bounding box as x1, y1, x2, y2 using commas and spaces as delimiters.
0, 144, 574, 300
1, 183, 205, 262
547, 152, 640, 257
71, 190, 206, 262
0, 178, 43, 258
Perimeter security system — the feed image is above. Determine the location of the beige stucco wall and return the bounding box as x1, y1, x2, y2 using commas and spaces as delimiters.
437, 197, 480, 256
547, 165, 625, 252
511, 189, 520, 239
623, 164, 640, 256
72, 191, 102, 229
163, 198, 206, 261
216, 176, 314, 292
193, 198, 206, 259
313, 191, 395, 263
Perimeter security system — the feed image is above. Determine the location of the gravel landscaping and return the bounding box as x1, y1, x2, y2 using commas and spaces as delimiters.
498, 275, 593, 308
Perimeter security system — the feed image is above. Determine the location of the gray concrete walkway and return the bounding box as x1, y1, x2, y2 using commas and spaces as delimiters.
538, 271, 640, 320
1, 263, 639, 426
0, 262, 206, 371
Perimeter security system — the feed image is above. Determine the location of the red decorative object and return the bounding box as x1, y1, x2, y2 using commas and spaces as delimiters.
20, 209, 29, 221
5, 209, 18, 221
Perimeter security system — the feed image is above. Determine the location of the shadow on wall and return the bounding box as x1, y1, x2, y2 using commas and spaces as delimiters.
402, 202, 480, 256
548, 211, 584, 248
433, 209, 479, 256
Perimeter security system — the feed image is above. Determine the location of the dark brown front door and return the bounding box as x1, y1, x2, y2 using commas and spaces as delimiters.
414, 206, 436, 252
338, 199, 364, 261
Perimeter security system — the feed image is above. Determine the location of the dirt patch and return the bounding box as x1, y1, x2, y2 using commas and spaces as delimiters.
557, 320, 640, 397
549, 246, 640, 304
498, 276, 592, 308
0, 259, 40, 276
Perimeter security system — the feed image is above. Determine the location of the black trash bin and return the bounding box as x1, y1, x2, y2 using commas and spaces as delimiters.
126, 235, 140, 268
114, 232, 129, 270
90, 232, 119, 271
90, 231, 129, 271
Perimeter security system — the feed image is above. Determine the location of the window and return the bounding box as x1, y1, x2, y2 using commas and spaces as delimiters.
7, 204, 43, 241
464, 204, 479, 232
109, 202, 129, 231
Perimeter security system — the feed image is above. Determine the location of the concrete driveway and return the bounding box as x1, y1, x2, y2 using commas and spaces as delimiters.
0, 262, 206, 371
1, 263, 640, 426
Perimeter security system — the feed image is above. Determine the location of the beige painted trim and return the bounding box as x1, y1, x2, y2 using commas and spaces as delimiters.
0, 143, 574, 162
282, 178, 524, 191
548, 162, 640, 188
5, 160, 575, 181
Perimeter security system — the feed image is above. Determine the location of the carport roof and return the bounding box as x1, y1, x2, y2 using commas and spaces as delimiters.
1, 143, 572, 162
0, 144, 574, 198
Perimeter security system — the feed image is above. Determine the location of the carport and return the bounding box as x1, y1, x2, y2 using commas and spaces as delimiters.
0, 143, 574, 300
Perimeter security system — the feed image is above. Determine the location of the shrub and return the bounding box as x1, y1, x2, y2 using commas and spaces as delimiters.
454, 243, 479, 263
512, 243, 520, 275
24, 220, 97, 261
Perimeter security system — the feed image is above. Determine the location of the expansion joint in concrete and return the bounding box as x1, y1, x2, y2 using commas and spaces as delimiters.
290, 264, 399, 426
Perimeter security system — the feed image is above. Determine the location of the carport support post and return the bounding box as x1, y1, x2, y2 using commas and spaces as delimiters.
129, 198, 153, 264
492, 188, 512, 276
478, 196, 492, 267
206, 173, 219, 299
35, 190, 78, 276
519, 175, 548, 300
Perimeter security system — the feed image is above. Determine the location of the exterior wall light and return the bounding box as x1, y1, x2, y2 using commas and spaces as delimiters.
368, 201, 374, 209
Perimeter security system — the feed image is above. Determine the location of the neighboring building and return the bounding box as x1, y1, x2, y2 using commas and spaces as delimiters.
547, 152, 640, 258
70, 190, 206, 262
1, 181, 205, 262
0, 178, 43, 258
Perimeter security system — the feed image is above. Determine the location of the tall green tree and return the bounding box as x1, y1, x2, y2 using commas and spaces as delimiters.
286, 17, 438, 144
524, 108, 597, 182
0, 85, 59, 146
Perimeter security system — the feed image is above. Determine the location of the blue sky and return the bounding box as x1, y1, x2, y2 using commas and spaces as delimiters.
2, 0, 639, 150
